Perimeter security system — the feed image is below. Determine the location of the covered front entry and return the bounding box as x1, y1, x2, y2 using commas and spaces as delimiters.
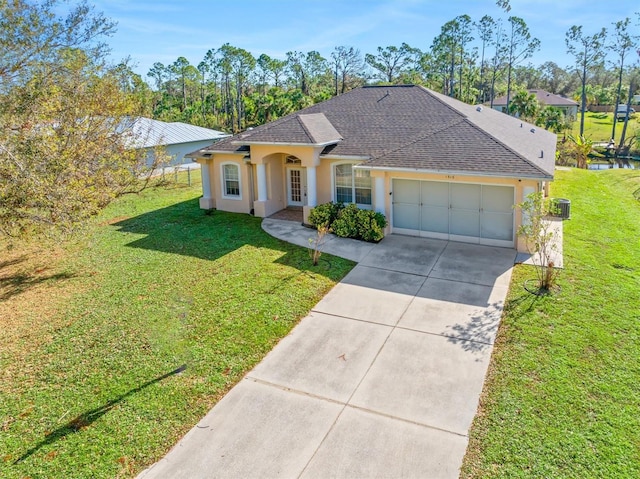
392, 179, 515, 247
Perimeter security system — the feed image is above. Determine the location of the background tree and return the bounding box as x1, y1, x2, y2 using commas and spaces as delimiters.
568, 134, 594, 169
504, 16, 540, 114
512, 63, 543, 89
487, 18, 509, 107
539, 61, 575, 96
171, 56, 191, 111
431, 16, 475, 98
286, 51, 308, 94
476, 15, 496, 102
608, 18, 637, 140
330, 46, 365, 95
566, 25, 607, 136
365, 43, 418, 83
536, 106, 570, 134
509, 89, 539, 120
0, 0, 150, 236
617, 63, 639, 157
147, 62, 167, 91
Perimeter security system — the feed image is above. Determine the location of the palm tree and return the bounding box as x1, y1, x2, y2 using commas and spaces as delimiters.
509, 90, 539, 120
568, 134, 593, 169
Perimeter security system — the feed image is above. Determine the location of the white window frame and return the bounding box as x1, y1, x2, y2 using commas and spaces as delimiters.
331, 162, 372, 209
220, 162, 242, 200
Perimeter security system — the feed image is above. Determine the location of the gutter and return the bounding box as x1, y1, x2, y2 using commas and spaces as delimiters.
321, 154, 371, 161
354, 165, 553, 181
232, 140, 341, 148
185, 150, 246, 159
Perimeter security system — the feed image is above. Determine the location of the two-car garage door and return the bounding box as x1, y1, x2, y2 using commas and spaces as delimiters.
392, 179, 515, 247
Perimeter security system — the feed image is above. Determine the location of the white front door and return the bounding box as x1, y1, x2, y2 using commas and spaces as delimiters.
287, 168, 305, 206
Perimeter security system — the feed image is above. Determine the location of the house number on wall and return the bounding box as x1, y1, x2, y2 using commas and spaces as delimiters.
446, 175, 455, 179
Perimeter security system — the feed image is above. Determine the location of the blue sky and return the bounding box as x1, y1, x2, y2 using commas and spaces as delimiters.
92, 0, 638, 78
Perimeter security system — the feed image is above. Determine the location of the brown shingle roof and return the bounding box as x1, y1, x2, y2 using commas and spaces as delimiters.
191, 85, 555, 179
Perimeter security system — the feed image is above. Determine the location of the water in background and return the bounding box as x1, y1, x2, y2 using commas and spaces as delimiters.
589, 159, 640, 170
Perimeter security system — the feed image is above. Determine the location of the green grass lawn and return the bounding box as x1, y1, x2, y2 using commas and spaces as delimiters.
570, 111, 639, 144
0, 175, 354, 478
462, 168, 640, 478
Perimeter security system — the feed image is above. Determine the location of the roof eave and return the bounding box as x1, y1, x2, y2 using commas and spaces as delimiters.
355, 165, 553, 181
185, 149, 246, 158
231, 139, 341, 147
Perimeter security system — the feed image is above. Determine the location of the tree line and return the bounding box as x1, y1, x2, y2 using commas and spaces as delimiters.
129, 7, 639, 137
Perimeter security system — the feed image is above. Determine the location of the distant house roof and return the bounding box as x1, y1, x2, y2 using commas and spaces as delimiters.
128, 117, 229, 149
492, 89, 578, 107
192, 85, 556, 179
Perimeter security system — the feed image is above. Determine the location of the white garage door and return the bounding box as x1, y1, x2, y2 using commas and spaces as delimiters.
392, 179, 514, 247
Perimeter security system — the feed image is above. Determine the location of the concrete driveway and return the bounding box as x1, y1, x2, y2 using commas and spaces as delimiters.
139, 234, 515, 479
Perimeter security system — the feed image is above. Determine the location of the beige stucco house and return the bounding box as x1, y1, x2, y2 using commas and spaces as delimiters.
188, 85, 556, 252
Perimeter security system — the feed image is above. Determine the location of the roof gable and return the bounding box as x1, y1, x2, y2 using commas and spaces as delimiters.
297, 113, 343, 144
234, 112, 342, 146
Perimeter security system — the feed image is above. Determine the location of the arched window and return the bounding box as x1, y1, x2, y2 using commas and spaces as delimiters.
221, 163, 241, 199
333, 163, 372, 207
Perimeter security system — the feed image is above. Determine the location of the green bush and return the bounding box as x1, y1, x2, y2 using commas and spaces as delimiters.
357, 209, 387, 242
310, 202, 387, 242
308, 201, 343, 228
332, 203, 360, 238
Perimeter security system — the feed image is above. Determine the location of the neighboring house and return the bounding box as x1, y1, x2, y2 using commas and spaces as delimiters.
128, 117, 229, 167
188, 85, 556, 252
491, 89, 578, 118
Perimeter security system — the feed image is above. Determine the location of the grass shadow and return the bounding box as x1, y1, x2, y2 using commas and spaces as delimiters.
0, 256, 28, 270
14, 365, 187, 464
110, 198, 344, 279
0, 270, 76, 301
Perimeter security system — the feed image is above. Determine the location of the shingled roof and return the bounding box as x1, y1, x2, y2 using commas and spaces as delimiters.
191, 85, 556, 179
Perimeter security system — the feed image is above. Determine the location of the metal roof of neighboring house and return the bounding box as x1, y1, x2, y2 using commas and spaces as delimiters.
492, 89, 578, 107
128, 117, 229, 149
191, 85, 556, 179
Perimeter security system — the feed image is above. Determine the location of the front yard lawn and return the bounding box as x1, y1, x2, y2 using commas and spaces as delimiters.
0, 176, 354, 478
462, 168, 640, 478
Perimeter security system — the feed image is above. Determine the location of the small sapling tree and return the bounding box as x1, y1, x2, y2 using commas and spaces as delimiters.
517, 192, 560, 293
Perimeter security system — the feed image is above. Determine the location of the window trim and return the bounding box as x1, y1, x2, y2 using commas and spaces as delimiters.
220, 162, 242, 200
331, 161, 372, 209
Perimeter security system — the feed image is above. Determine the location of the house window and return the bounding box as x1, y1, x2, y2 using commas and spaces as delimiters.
222, 163, 241, 199
333, 163, 372, 207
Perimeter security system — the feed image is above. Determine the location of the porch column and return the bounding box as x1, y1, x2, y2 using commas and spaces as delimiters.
374, 176, 385, 214
306, 166, 317, 207
199, 161, 215, 210
256, 163, 268, 202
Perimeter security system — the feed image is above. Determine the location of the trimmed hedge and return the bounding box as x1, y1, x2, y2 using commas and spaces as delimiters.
308, 202, 387, 242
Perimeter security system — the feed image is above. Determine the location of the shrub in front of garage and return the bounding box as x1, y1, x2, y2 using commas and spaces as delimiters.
309, 202, 387, 242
